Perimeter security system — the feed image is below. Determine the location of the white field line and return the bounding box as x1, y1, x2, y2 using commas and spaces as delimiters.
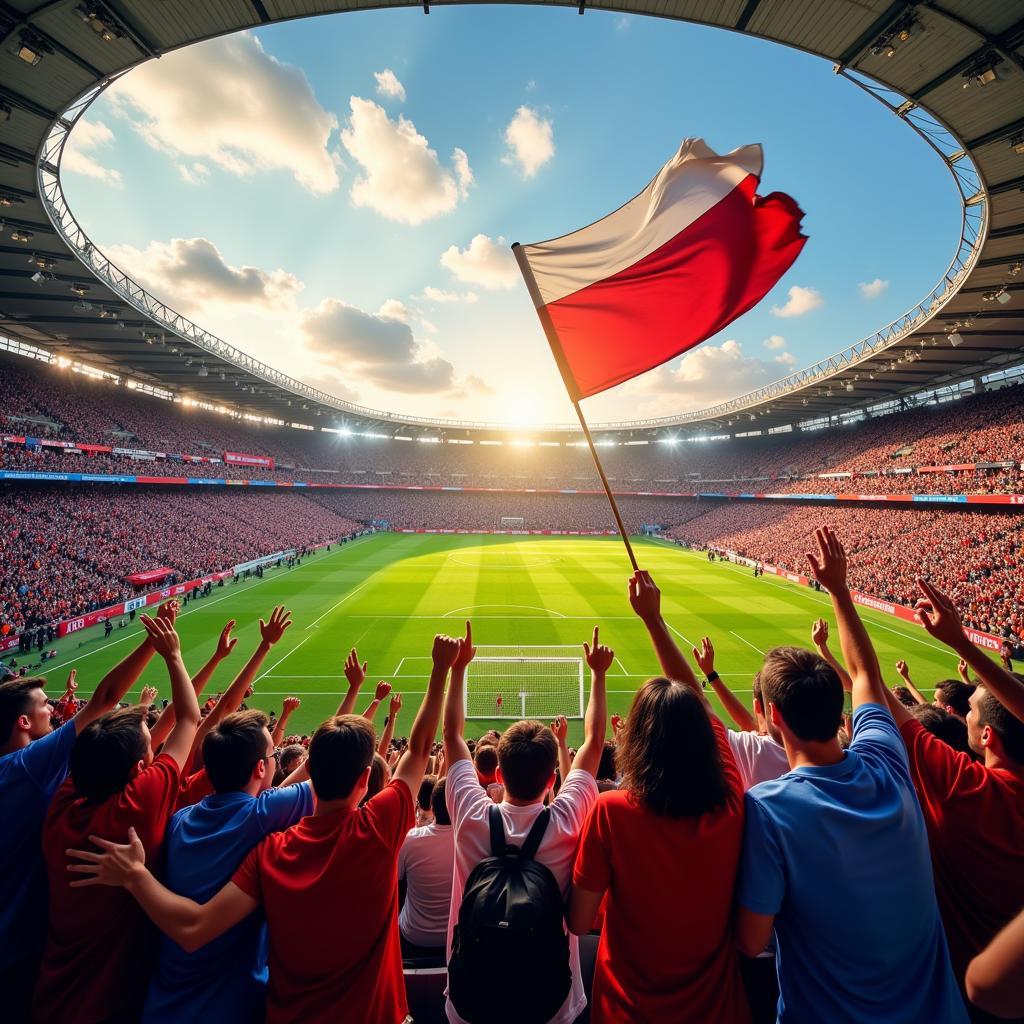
344, 614, 641, 620
41, 545, 354, 672
729, 630, 765, 655
665, 621, 694, 649
709, 556, 952, 655
306, 580, 372, 629
614, 656, 629, 675
255, 633, 314, 683
393, 656, 407, 676
250, 686, 757, 695
443, 604, 566, 618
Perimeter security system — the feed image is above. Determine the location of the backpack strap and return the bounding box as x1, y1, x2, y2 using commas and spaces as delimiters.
488, 804, 507, 857
520, 808, 551, 861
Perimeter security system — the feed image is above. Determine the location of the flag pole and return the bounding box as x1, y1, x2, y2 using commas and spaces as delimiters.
512, 243, 640, 572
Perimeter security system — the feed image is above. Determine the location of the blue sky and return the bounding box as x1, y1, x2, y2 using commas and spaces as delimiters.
62, 6, 961, 426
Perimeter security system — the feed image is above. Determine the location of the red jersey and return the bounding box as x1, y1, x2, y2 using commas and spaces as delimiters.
900, 718, 1024, 982
35, 753, 182, 1023
176, 767, 214, 810
232, 779, 414, 1024
573, 717, 750, 1024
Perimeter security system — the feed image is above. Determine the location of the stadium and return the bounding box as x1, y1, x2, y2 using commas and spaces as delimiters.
1, 2, 1023, 1023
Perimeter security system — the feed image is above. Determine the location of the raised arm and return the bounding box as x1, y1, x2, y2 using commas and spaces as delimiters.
362, 680, 392, 722
338, 648, 368, 716
572, 627, 610, 778
692, 636, 756, 731
551, 716, 571, 784
149, 619, 238, 750
915, 578, 1024, 724
966, 906, 1024, 1019
141, 616, 201, 769
188, 607, 292, 771
894, 659, 927, 705
805, 526, 888, 711
443, 621, 474, 766
393, 632, 459, 795
378, 693, 401, 756
75, 600, 179, 731
628, 570, 701, 694
811, 618, 854, 693
67, 827, 256, 953
272, 697, 301, 748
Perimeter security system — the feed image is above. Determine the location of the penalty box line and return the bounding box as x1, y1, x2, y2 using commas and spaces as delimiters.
386, 654, 632, 676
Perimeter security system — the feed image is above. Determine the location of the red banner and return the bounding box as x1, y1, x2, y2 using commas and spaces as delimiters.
124, 568, 174, 586
224, 451, 275, 468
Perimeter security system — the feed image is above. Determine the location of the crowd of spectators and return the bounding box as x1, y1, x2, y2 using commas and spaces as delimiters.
2, 531, 1023, 1024
667, 504, 1024, 641
4, 349, 1024, 496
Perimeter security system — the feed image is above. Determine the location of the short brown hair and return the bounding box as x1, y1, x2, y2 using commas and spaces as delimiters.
431, 777, 450, 825
617, 678, 728, 818
0, 677, 46, 744
308, 715, 376, 800
203, 710, 270, 793
496, 720, 557, 801
756, 646, 843, 742
70, 707, 148, 802
474, 744, 498, 778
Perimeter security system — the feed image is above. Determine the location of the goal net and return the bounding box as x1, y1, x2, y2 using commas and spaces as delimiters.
465, 645, 585, 720
499, 516, 525, 530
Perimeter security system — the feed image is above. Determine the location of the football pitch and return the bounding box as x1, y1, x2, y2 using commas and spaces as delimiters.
36, 533, 969, 741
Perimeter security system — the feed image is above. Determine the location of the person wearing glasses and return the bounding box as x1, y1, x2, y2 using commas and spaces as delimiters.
140, 708, 313, 1024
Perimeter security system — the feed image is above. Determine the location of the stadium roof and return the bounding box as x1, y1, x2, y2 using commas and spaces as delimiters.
0, 0, 1021, 440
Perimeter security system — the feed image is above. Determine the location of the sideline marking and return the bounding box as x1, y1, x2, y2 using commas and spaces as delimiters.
306, 580, 372, 629
730, 630, 765, 655
255, 633, 314, 682
442, 604, 566, 619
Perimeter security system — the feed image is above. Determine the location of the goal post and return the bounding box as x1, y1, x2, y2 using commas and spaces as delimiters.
465, 647, 585, 719
499, 516, 525, 530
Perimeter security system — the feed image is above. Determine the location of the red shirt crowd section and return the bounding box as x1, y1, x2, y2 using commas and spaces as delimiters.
3, 349, 1024, 495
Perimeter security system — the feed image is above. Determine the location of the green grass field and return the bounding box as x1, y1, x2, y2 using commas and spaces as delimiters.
30, 533, 971, 742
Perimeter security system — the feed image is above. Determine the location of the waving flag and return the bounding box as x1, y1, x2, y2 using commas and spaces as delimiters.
512, 138, 807, 400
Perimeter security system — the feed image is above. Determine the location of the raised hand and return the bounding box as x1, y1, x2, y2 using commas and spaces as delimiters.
374, 680, 392, 703
215, 620, 238, 660
811, 618, 829, 648
692, 636, 715, 677
896, 659, 910, 680
583, 626, 615, 675
958, 658, 971, 683
389, 693, 403, 717
432, 633, 461, 672
805, 526, 848, 592
627, 570, 661, 624
611, 714, 625, 737
550, 715, 568, 744
344, 648, 367, 688
65, 668, 78, 693
915, 578, 968, 651
453, 621, 476, 670
140, 614, 180, 660
259, 606, 292, 647
282, 696, 301, 714
138, 685, 158, 707
67, 827, 145, 889
155, 599, 179, 625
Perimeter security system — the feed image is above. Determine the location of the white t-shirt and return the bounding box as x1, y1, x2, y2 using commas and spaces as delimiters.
726, 729, 790, 790
445, 757, 598, 1024
398, 822, 456, 948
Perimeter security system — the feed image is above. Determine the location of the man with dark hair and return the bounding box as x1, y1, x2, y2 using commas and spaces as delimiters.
0, 599, 180, 1021
878, 579, 1024, 1020
67, 633, 461, 1024
443, 623, 609, 1024
398, 776, 454, 958
935, 679, 977, 721
142, 705, 316, 1024
473, 742, 499, 787
735, 527, 967, 1023
35, 612, 202, 1024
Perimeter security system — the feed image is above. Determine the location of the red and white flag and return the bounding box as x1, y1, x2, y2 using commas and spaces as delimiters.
514, 138, 807, 401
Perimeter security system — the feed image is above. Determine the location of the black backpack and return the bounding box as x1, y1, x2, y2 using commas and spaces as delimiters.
448, 805, 572, 1024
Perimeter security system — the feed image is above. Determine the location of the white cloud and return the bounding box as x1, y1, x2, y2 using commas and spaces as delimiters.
775, 351, 797, 367
298, 298, 457, 393
440, 234, 519, 290
109, 32, 340, 194
176, 162, 210, 185
373, 69, 406, 102
762, 334, 787, 350
421, 285, 478, 304
377, 298, 410, 322
63, 119, 123, 186
503, 106, 555, 178
859, 278, 889, 300
771, 285, 823, 318
104, 237, 302, 315
340, 97, 472, 224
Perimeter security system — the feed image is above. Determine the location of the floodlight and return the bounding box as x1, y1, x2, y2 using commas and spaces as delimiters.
10, 34, 44, 65
949, 332, 963, 347
1012, 135, 1024, 156
995, 288, 1011, 305
197, 365, 209, 377
10, 230, 32, 243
